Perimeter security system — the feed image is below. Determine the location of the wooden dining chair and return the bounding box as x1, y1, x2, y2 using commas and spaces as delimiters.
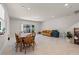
32, 32, 36, 40
15, 33, 22, 52
23, 34, 35, 54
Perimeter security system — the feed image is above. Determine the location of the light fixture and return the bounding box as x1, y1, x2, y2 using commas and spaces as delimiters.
64, 3, 69, 7
27, 8, 31, 10
64, 3, 72, 8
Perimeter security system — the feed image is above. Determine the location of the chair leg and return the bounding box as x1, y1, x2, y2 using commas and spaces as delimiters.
20, 43, 22, 52
25, 44, 29, 54
33, 43, 35, 51
25, 45, 27, 54
23, 44, 25, 49
16, 43, 18, 52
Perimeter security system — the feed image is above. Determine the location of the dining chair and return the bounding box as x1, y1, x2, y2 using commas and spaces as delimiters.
32, 32, 36, 40
23, 34, 35, 54
15, 33, 22, 52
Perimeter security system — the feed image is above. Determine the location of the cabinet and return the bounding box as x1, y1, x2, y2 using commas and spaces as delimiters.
74, 28, 79, 44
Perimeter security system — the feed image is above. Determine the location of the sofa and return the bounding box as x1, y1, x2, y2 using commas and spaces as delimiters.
41, 30, 59, 37
41, 30, 52, 37
51, 30, 59, 37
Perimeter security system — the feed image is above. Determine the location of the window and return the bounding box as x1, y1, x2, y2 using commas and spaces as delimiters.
21, 24, 35, 33
0, 4, 5, 34
0, 21, 1, 30
22, 24, 31, 33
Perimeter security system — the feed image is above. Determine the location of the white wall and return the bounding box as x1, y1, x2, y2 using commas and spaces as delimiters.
10, 18, 42, 37
67, 22, 79, 34
42, 14, 79, 33
0, 4, 10, 54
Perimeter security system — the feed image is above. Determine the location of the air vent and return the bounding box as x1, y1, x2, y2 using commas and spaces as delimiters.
74, 10, 79, 14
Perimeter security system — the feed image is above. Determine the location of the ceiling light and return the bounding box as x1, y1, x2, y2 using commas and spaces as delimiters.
64, 3, 68, 6
64, 3, 72, 8
27, 8, 31, 10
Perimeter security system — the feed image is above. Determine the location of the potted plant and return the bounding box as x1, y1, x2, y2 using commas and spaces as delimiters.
32, 25, 35, 32
66, 32, 73, 43
66, 32, 73, 39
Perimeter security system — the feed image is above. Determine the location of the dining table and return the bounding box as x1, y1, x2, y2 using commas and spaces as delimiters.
20, 33, 31, 37
19, 33, 31, 52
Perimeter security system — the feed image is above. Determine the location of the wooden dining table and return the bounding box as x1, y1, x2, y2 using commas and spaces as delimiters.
19, 33, 31, 52
17, 32, 36, 53
20, 33, 31, 37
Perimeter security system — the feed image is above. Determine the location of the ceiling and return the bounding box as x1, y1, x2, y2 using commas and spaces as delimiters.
5, 3, 79, 22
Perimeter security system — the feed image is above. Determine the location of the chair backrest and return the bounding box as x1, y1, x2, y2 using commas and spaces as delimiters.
15, 33, 21, 43
24, 34, 34, 44
26, 32, 36, 40
31, 32, 36, 40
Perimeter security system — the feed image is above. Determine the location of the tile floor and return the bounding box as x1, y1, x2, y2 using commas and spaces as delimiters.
1, 34, 79, 55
